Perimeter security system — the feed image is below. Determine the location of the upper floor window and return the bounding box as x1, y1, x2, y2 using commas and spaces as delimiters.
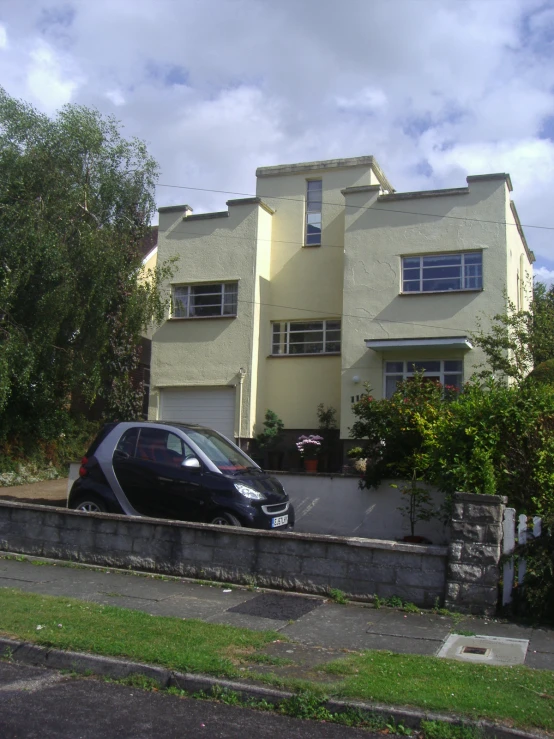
173, 282, 238, 318
272, 319, 341, 355
402, 252, 482, 293
305, 179, 322, 246
384, 359, 463, 398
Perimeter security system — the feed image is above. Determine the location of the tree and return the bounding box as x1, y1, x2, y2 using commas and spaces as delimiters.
0, 88, 172, 444
471, 282, 554, 383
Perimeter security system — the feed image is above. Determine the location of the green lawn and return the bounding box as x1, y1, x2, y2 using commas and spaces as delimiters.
1, 588, 554, 733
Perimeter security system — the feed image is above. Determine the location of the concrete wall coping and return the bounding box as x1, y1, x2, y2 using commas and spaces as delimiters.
0, 500, 448, 556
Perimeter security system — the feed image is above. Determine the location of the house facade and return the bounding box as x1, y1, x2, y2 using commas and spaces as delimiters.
149, 156, 533, 454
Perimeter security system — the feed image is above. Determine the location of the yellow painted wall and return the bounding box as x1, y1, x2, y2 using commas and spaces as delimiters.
340, 177, 520, 436
151, 203, 265, 435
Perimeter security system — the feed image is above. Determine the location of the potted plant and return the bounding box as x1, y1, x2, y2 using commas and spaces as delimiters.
393, 470, 435, 543
296, 434, 323, 472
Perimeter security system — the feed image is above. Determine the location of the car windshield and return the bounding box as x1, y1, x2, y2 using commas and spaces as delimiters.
185, 428, 255, 473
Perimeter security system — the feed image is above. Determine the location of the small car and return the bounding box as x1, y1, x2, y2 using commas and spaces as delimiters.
68, 421, 294, 530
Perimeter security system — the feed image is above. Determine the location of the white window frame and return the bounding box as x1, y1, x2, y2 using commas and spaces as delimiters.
271, 319, 341, 356
402, 252, 482, 294
383, 359, 463, 398
172, 282, 238, 319
305, 179, 322, 246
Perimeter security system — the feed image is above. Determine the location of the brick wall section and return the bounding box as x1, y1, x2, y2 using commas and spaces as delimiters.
0, 501, 447, 607
445, 492, 506, 616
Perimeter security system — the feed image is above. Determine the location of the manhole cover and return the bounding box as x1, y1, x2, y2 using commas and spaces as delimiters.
461, 646, 489, 656
437, 634, 529, 665
228, 593, 323, 621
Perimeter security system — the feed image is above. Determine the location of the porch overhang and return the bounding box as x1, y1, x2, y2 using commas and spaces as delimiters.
365, 336, 473, 351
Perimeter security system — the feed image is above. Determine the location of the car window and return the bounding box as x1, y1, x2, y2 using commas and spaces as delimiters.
185, 428, 250, 472
114, 428, 139, 459
135, 428, 193, 466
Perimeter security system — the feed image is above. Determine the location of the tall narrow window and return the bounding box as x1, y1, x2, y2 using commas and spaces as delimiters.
305, 180, 322, 245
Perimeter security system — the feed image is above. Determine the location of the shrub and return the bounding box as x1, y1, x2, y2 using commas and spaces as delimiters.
528, 358, 554, 386
511, 512, 554, 622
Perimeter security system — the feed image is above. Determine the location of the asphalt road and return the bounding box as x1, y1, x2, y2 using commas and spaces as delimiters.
0, 661, 379, 738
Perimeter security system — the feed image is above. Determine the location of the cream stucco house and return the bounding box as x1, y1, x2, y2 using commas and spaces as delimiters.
149, 155, 533, 460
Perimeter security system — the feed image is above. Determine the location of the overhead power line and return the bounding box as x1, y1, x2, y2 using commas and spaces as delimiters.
157, 182, 554, 233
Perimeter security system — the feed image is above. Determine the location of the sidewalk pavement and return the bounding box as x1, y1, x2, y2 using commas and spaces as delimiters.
1, 554, 554, 674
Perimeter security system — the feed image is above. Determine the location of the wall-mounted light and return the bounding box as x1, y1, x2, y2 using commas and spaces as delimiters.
352, 375, 361, 384
239, 367, 247, 378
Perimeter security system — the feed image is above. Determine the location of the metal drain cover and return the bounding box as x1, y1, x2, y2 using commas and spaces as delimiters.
437, 634, 528, 665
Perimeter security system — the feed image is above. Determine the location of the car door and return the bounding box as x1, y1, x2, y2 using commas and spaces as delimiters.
113, 427, 206, 520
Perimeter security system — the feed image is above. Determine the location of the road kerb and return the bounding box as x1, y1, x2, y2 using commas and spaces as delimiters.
0, 637, 549, 739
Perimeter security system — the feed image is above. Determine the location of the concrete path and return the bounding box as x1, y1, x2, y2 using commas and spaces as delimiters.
1, 555, 553, 672
0, 479, 67, 507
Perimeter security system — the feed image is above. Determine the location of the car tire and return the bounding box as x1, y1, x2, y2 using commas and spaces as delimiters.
71, 494, 108, 514
210, 512, 242, 527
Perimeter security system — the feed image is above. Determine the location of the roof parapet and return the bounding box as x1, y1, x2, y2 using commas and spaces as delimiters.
467, 173, 513, 192
226, 197, 275, 215
158, 204, 193, 215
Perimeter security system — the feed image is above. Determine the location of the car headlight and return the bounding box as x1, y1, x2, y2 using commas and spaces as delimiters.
234, 483, 266, 500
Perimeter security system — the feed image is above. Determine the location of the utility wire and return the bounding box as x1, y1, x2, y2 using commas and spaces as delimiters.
157, 182, 554, 233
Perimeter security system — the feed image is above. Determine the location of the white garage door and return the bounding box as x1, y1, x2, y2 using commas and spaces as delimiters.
160, 387, 236, 439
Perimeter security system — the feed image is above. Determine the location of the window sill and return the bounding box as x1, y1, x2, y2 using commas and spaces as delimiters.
303, 244, 321, 248
268, 352, 341, 358
399, 288, 483, 296
168, 315, 237, 321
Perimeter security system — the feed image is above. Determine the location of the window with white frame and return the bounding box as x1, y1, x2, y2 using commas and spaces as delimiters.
172, 282, 238, 318
305, 180, 322, 246
402, 252, 482, 293
272, 320, 341, 355
384, 360, 463, 398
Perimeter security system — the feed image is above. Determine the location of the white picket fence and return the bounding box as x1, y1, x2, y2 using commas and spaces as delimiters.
502, 509, 542, 606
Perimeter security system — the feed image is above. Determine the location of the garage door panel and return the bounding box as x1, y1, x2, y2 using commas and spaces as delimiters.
160, 388, 235, 439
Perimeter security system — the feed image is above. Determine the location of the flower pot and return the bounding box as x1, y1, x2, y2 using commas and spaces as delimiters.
303, 459, 318, 473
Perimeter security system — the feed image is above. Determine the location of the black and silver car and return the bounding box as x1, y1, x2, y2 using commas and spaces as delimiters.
68, 421, 294, 530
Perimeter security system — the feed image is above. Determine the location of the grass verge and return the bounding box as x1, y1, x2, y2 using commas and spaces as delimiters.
1, 588, 554, 732
0, 588, 278, 678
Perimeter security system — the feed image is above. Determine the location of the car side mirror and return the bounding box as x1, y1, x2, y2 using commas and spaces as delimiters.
182, 457, 201, 469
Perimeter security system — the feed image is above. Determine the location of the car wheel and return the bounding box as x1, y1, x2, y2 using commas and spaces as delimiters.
210, 512, 242, 527
71, 494, 108, 513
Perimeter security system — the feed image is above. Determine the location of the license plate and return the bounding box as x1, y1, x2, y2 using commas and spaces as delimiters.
271, 515, 288, 528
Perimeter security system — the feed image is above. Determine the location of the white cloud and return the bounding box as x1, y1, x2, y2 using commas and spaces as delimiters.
0, 24, 8, 49
534, 267, 554, 287
0, 0, 553, 272
27, 42, 81, 113
106, 89, 126, 107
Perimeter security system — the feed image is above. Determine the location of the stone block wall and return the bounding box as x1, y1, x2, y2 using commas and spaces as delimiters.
0, 501, 447, 607
445, 492, 506, 615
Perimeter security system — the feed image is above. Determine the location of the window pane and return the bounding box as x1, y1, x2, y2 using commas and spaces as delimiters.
326, 320, 341, 331
409, 361, 441, 373
173, 287, 189, 317
422, 254, 462, 267
403, 257, 420, 268
307, 212, 322, 225
325, 330, 341, 342
307, 180, 322, 191
192, 284, 222, 295
464, 253, 482, 264
422, 265, 461, 280
386, 361, 404, 373
290, 332, 324, 344
223, 283, 238, 315
422, 277, 462, 291
444, 373, 462, 389
306, 225, 321, 243
386, 376, 401, 398
444, 360, 463, 372
325, 341, 341, 352
403, 280, 421, 292
403, 268, 420, 280
289, 342, 324, 354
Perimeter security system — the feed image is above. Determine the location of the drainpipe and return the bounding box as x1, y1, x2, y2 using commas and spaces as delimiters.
238, 367, 247, 448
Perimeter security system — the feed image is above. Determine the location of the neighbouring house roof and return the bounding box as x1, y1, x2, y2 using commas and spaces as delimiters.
365, 337, 473, 351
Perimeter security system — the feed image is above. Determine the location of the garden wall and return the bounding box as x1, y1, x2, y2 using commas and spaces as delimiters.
276, 473, 449, 545
0, 500, 447, 607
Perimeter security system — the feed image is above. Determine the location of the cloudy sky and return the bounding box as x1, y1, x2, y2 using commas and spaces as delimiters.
1, 0, 553, 282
